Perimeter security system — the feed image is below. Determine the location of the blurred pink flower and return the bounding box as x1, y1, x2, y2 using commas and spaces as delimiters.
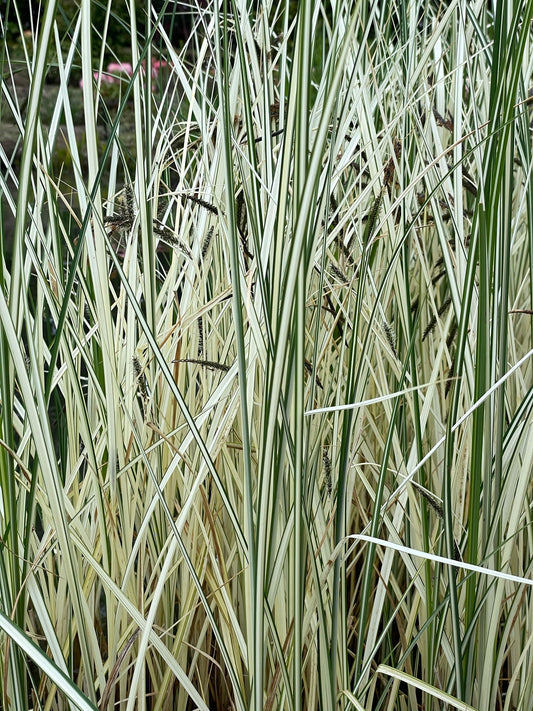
79, 71, 115, 88
107, 62, 133, 76
150, 59, 167, 78
78, 58, 167, 90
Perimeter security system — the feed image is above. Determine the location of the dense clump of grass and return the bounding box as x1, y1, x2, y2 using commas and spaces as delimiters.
1, 1, 533, 710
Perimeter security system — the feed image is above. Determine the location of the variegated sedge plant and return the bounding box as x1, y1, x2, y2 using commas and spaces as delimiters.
1, 1, 533, 710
